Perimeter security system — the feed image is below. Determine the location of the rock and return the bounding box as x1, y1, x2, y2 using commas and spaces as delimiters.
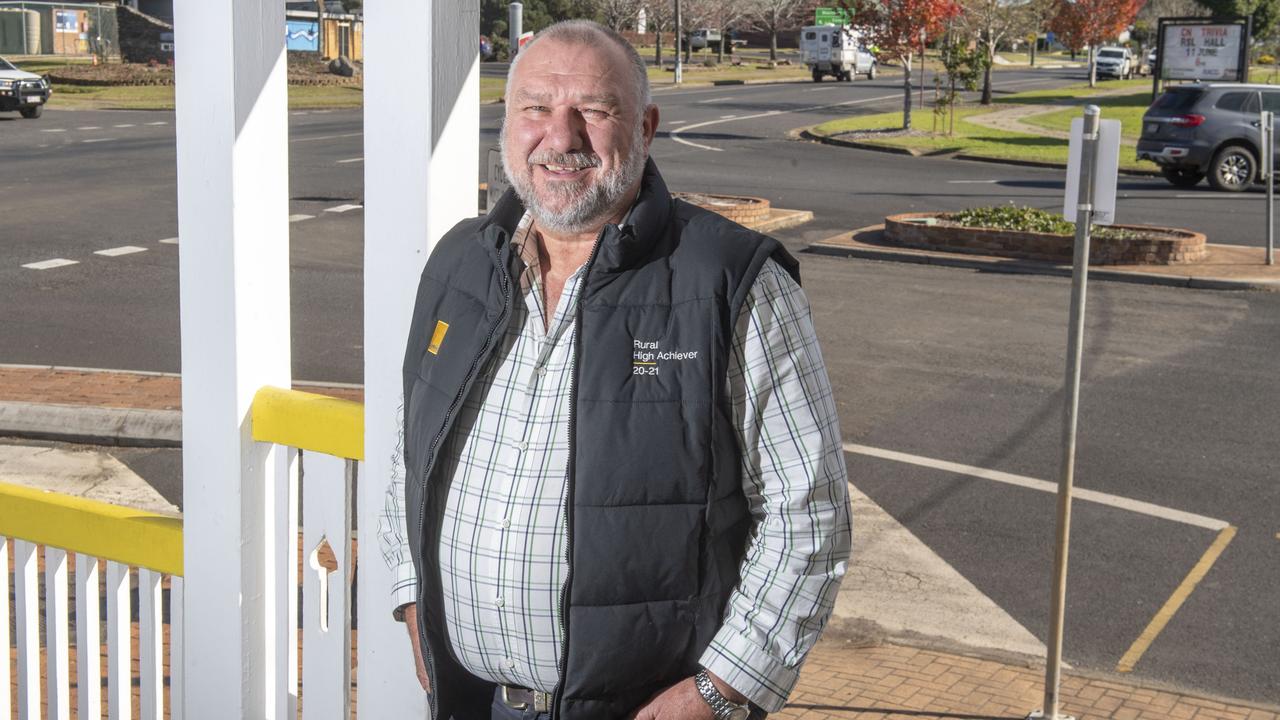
328, 56, 356, 78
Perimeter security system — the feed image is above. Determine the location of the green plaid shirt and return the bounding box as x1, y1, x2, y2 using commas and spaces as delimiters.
379, 216, 850, 712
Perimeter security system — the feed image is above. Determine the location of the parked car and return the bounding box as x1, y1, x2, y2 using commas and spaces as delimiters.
1094, 46, 1134, 80
0, 56, 50, 119
1138, 83, 1280, 191
800, 25, 876, 82
689, 28, 720, 50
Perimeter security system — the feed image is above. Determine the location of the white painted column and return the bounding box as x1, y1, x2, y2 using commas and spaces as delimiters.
173, 0, 291, 716
360, 1, 480, 716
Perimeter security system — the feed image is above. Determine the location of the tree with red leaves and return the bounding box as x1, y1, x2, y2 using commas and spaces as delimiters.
1049, 0, 1145, 86
840, 0, 962, 129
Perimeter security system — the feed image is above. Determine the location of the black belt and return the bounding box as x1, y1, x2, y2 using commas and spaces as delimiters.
500, 685, 552, 713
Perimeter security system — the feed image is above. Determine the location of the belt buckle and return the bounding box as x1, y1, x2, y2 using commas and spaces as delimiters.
533, 691, 551, 713
500, 686, 528, 710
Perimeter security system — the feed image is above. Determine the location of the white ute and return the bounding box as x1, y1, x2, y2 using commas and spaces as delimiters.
0, 56, 51, 119
800, 24, 876, 82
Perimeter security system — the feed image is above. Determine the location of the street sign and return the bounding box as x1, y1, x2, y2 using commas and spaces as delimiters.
1063, 118, 1121, 225
815, 7, 853, 25
487, 148, 509, 213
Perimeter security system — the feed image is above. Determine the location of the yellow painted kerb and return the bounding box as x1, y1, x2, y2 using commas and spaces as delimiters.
0, 482, 183, 576
252, 385, 364, 461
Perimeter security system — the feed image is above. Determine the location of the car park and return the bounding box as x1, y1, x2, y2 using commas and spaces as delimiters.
1094, 46, 1134, 80
0, 56, 51, 119
1138, 83, 1280, 191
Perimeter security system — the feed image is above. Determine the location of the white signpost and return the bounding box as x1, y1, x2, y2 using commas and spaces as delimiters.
1029, 105, 1120, 720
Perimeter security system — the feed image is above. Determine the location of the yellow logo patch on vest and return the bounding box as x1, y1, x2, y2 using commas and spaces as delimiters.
428, 320, 449, 355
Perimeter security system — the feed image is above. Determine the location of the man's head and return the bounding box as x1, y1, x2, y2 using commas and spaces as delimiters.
500, 21, 659, 235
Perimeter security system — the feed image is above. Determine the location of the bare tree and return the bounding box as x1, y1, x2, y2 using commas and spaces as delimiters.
747, 0, 806, 62
676, 0, 717, 63
643, 0, 674, 67
708, 0, 749, 62
596, 0, 646, 31
957, 0, 1035, 103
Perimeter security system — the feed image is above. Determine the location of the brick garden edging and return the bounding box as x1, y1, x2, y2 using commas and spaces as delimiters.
673, 192, 771, 225
884, 212, 1207, 265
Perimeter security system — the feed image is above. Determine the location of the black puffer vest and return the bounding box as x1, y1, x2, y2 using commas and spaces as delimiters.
402, 160, 799, 720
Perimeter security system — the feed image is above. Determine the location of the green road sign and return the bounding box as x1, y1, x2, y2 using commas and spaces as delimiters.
814, 7, 853, 25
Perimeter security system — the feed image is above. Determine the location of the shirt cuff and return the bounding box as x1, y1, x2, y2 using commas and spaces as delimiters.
389, 559, 417, 620
698, 629, 800, 713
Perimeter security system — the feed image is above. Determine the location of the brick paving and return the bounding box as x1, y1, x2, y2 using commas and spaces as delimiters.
5, 365, 1279, 719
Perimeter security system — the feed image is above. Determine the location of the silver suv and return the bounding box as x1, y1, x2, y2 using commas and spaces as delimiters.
1095, 47, 1134, 80
1138, 83, 1280, 192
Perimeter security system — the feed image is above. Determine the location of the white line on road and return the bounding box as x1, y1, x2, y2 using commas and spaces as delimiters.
843, 442, 1229, 531
802, 86, 839, 92
671, 92, 901, 151
22, 258, 78, 270
95, 246, 147, 257
77, 126, 102, 130
337, 157, 364, 164
292, 132, 363, 143
324, 204, 363, 214
719, 114, 738, 119
698, 96, 737, 103
947, 180, 1000, 184
81, 138, 115, 144
40, 128, 66, 133
289, 214, 315, 222
1174, 194, 1220, 199
145, 121, 168, 126
667, 120, 687, 124
158, 237, 179, 244
113, 124, 135, 128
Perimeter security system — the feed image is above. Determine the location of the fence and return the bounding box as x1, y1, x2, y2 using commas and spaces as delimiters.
0, 1, 118, 58
2, 386, 367, 719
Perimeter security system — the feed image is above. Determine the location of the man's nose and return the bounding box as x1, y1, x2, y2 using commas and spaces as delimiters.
544, 108, 588, 154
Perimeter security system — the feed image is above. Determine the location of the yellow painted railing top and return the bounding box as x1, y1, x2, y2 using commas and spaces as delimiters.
252, 386, 364, 461
0, 482, 183, 576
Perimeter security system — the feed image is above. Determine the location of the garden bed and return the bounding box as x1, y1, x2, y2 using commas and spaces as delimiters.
884, 209, 1207, 265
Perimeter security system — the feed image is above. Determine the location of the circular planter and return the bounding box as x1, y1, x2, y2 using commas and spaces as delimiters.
674, 192, 770, 224
884, 212, 1207, 265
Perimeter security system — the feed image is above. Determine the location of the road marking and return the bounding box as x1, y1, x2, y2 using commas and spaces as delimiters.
158, 237, 179, 245
145, 121, 167, 126
667, 120, 687, 125
337, 157, 363, 164
802, 86, 839, 92
672, 92, 902, 151
40, 128, 66, 133
843, 443, 1229, 530
324, 204, 362, 214
289, 214, 315, 222
77, 126, 102, 130
22, 258, 78, 270
81, 138, 115, 144
948, 179, 999, 184
719, 114, 738, 119
1173, 194, 1220, 199
292, 132, 363, 143
1116, 526, 1237, 673
698, 96, 737, 103
113, 123, 135, 128
95, 245, 147, 257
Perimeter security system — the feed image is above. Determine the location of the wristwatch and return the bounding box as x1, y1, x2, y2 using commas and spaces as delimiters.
694, 668, 751, 720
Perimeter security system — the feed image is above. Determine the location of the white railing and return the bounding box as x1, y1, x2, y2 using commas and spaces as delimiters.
0, 482, 184, 720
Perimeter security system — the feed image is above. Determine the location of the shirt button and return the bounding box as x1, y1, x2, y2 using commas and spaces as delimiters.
505, 657, 516, 669
515, 441, 528, 451
500, 517, 511, 529
536, 366, 547, 377
495, 596, 505, 608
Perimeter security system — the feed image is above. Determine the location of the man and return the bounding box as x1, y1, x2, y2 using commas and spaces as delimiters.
380, 20, 850, 720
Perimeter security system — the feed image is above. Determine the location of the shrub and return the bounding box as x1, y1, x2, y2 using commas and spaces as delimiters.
952, 205, 1075, 234
1260, 54, 1276, 65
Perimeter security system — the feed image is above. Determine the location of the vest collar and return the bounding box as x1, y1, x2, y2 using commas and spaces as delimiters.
477, 158, 673, 274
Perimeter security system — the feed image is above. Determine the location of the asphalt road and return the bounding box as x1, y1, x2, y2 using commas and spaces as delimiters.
2, 66, 1278, 703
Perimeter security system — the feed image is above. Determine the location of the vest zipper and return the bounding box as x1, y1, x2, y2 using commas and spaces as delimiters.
552, 226, 609, 720
417, 254, 512, 720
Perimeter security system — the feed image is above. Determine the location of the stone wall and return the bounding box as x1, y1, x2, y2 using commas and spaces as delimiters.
118, 5, 173, 65
884, 213, 1207, 265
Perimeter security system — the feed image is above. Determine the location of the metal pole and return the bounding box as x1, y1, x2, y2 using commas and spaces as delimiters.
1266, 109, 1275, 266
509, 2, 523, 58
919, 28, 926, 113
674, 0, 683, 84
1031, 104, 1100, 720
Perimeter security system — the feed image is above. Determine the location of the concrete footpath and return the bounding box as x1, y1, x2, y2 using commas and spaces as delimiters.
2, 364, 1277, 720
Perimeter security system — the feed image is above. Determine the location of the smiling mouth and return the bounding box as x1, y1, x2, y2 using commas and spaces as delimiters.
539, 163, 592, 176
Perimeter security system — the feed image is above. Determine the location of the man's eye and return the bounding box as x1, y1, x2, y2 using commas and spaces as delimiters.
582, 108, 609, 117
525, 105, 549, 113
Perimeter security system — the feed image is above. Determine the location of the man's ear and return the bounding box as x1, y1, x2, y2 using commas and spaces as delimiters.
642, 104, 660, 151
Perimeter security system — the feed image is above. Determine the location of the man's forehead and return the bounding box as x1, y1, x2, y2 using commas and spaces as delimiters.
512, 39, 632, 97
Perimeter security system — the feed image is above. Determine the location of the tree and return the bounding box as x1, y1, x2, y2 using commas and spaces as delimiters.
596, 0, 646, 31
957, 0, 1036, 103
1048, 0, 1144, 87
707, 0, 749, 62
1193, 0, 1280, 40
747, 0, 807, 61
643, 0, 674, 67
842, 0, 963, 129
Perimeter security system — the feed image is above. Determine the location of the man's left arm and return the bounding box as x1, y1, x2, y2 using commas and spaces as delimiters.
698, 258, 852, 713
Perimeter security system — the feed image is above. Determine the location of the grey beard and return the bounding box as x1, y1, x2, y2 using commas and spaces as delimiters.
501, 123, 648, 235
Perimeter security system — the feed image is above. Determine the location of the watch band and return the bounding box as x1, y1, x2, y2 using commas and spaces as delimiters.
694, 668, 750, 720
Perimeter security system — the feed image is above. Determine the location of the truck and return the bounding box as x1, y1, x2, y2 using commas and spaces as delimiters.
800, 24, 876, 82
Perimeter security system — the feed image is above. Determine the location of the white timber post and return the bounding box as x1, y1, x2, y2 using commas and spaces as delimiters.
360, 0, 480, 716
173, 0, 292, 716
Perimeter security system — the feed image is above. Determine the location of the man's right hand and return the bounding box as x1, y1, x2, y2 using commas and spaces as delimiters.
403, 610, 432, 693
